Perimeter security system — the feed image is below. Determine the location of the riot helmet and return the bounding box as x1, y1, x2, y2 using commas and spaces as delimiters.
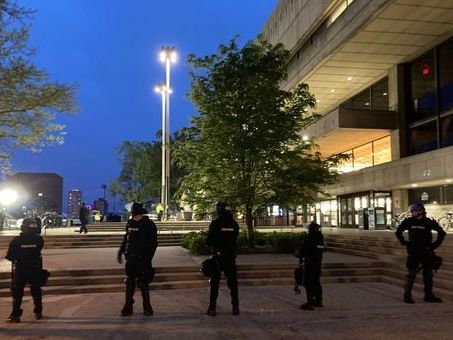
21, 218, 38, 233
216, 201, 231, 216
409, 203, 425, 213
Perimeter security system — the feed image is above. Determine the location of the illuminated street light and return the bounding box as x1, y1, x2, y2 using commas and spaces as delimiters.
158, 46, 177, 221
0, 188, 18, 206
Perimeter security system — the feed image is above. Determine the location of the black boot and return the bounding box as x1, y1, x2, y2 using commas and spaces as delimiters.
207, 304, 216, 316
424, 293, 442, 303
121, 279, 135, 316
141, 286, 153, 316
232, 304, 240, 316
6, 309, 22, 323
404, 275, 415, 304
33, 297, 43, 320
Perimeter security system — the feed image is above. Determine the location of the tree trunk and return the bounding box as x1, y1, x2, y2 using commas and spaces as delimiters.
245, 207, 254, 247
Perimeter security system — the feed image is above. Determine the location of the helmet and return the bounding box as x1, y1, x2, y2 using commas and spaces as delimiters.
200, 257, 220, 278
409, 203, 425, 213
216, 201, 231, 216
21, 218, 38, 233
130, 202, 147, 216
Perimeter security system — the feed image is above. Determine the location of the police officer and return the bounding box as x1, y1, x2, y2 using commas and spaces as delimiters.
396, 203, 446, 303
79, 202, 89, 233
5, 218, 44, 322
298, 222, 324, 310
117, 202, 158, 316
206, 202, 240, 316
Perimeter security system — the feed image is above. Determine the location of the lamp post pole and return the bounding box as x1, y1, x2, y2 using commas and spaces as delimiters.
159, 47, 176, 221
155, 84, 167, 221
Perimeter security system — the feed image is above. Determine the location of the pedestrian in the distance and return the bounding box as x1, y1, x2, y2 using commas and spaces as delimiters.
79, 202, 89, 234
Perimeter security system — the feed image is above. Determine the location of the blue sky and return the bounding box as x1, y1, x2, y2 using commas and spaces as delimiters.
12, 0, 278, 212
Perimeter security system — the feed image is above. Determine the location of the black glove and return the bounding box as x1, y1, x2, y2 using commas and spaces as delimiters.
294, 285, 301, 295
117, 251, 123, 264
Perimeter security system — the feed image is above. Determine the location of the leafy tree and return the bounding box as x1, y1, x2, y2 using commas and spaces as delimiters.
110, 130, 189, 206
0, 0, 77, 171
175, 37, 343, 245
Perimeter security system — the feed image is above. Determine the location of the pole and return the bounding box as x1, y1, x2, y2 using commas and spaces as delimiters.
165, 58, 171, 221
161, 90, 166, 219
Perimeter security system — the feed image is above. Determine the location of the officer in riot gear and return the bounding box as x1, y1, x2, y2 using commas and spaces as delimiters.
206, 202, 240, 316
396, 203, 446, 303
5, 218, 44, 322
297, 222, 325, 310
117, 202, 158, 316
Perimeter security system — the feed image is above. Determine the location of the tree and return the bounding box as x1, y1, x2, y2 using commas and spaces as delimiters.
0, 0, 77, 171
175, 37, 343, 245
110, 130, 189, 206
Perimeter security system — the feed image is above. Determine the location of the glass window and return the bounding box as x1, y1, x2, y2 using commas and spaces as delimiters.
408, 121, 438, 155
373, 136, 391, 165
443, 185, 453, 204
410, 50, 437, 122
353, 143, 373, 169
409, 187, 441, 205
439, 38, 453, 112
371, 78, 389, 109
441, 115, 453, 147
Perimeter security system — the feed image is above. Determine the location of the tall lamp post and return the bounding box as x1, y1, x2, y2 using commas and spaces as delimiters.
158, 46, 177, 221
154, 83, 171, 221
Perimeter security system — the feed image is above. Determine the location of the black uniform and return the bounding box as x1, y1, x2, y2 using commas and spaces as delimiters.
206, 212, 240, 313
118, 215, 158, 315
396, 216, 445, 300
5, 230, 44, 319
298, 228, 324, 308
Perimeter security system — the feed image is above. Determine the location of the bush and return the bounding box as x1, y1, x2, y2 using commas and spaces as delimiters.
182, 229, 307, 255
182, 231, 210, 255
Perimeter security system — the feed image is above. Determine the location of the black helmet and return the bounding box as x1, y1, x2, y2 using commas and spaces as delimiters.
409, 203, 425, 213
130, 202, 147, 216
216, 201, 231, 216
200, 257, 220, 278
21, 218, 38, 233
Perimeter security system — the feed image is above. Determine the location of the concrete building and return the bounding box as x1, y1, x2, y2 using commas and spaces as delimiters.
5, 172, 63, 214
68, 189, 82, 218
262, 0, 453, 228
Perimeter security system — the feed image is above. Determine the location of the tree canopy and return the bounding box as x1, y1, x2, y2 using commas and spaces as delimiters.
175, 37, 343, 243
0, 0, 77, 171
110, 129, 189, 207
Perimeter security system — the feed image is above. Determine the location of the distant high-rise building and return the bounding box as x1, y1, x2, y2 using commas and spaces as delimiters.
68, 189, 82, 218
5, 172, 63, 215
94, 198, 108, 216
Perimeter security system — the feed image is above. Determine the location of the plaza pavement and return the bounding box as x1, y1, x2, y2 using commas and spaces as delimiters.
0, 230, 452, 338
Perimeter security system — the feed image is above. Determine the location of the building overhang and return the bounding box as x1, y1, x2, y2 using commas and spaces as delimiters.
304, 106, 397, 156
281, 0, 453, 114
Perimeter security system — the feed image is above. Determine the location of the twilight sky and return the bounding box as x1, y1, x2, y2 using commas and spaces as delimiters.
12, 0, 278, 212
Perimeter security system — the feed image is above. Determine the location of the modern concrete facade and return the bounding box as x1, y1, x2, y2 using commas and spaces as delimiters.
263, 0, 453, 228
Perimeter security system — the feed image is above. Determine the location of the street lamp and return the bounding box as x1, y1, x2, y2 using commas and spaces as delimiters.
154, 83, 172, 221
158, 46, 177, 221
0, 188, 18, 230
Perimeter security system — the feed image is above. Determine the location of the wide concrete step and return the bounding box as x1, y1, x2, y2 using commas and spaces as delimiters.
0, 262, 384, 297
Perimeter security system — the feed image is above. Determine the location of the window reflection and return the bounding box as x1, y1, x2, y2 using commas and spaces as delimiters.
336, 136, 391, 173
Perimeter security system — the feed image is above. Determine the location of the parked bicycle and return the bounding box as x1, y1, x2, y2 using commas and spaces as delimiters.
437, 211, 453, 231
389, 211, 410, 230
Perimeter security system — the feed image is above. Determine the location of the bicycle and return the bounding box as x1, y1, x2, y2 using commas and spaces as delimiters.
389, 211, 410, 230
437, 211, 453, 231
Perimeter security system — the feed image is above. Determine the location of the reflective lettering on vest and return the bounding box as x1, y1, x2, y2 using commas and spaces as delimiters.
221, 228, 235, 232
411, 226, 425, 230
129, 227, 139, 232
317, 245, 325, 249
20, 244, 37, 248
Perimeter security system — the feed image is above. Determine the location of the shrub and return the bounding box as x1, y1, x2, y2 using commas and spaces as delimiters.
182, 231, 210, 255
